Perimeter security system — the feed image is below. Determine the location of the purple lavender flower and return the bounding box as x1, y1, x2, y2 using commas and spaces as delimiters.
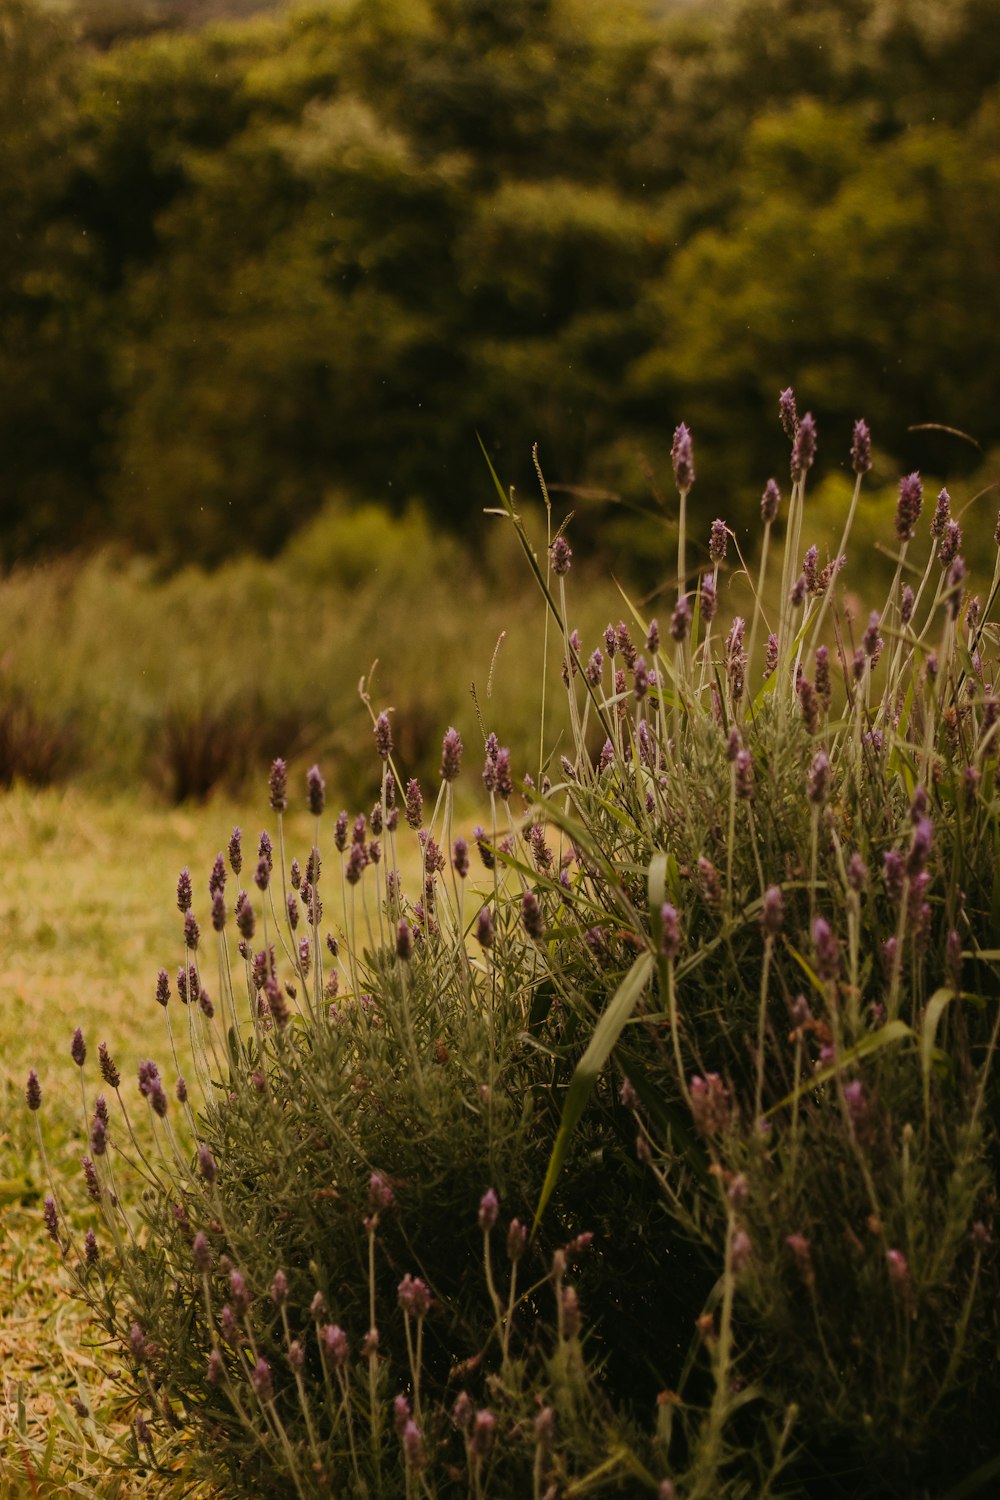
176, 869, 192, 913
729, 1229, 752, 1275
670, 597, 691, 643
797, 676, 820, 734
402, 1419, 425, 1469
883, 849, 904, 903
863, 610, 882, 659
129, 1323, 147, 1364
645, 619, 660, 655
84, 1228, 98, 1265
617, 621, 637, 667
900, 584, 915, 626
43, 1194, 59, 1242
802, 545, 818, 593
492, 747, 513, 800
851, 418, 872, 475
211, 889, 226, 933
689, 1073, 730, 1136
398, 1274, 432, 1317
895, 472, 924, 541
396, 919, 413, 961
345, 840, 369, 885
633, 655, 650, 697
709, 518, 727, 562
671, 423, 695, 490
478, 1188, 499, 1232
198, 1145, 217, 1184
699, 574, 717, 624
321, 1324, 348, 1367
453, 837, 469, 879
268, 758, 288, 813
790, 574, 807, 607
848, 851, 868, 892
176, 1076, 187, 1104
584, 648, 604, 686
369, 1172, 394, 1215
843, 1078, 867, 1125
814, 645, 830, 706
234, 891, 255, 942
70, 1027, 86, 1068
522, 891, 545, 941
208, 854, 226, 897
26, 1069, 41, 1111
930, 487, 951, 540
785, 1233, 814, 1288
907, 817, 934, 877
471, 1409, 497, 1458
183, 910, 200, 950
938, 518, 962, 566
561, 1284, 582, 1338
726, 617, 747, 703
660, 902, 681, 960
764, 633, 779, 679
946, 557, 966, 617
82, 1156, 100, 1202
90, 1114, 107, 1157
778, 387, 798, 439
886, 1248, 909, 1285
790, 413, 817, 481
807, 750, 830, 804
734, 748, 754, 800
812, 917, 840, 981
475, 906, 495, 949
270, 1269, 288, 1305
251, 1358, 273, 1403
550, 536, 572, 575
761, 886, 784, 937
227, 827, 242, 875
440, 727, 463, 782
193, 1232, 212, 1274
229, 1269, 251, 1315
306, 764, 326, 815
761, 478, 781, 523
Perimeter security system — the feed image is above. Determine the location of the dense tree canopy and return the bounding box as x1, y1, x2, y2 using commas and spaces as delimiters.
3, 0, 999, 565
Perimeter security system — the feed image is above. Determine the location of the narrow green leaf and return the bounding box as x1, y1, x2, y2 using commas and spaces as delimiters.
939, 1449, 1000, 1500
766, 1019, 913, 1116
532, 951, 654, 1236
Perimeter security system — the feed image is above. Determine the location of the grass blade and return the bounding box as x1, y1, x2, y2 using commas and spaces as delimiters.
532, 950, 653, 1236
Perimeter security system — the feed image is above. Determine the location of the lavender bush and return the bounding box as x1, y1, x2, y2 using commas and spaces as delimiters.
35, 399, 1000, 1497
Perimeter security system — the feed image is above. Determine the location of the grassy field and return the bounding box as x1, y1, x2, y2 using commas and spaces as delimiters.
0, 785, 331, 1494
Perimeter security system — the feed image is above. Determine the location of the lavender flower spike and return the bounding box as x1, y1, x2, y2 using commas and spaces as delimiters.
778, 387, 798, 439
851, 419, 872, 475
306, 763, 326, 816
70, 1027, 86, 1068
709, 518, 728, 563
761, 478, 781, 524
440, 728, 463, 783
268, 758, 288, 813
790, 413, 817, 482
671, 423, 695, 490
895, 472, 924, 542
374, 712, 393, 761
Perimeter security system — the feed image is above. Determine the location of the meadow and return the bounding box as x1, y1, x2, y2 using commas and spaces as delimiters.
3, 414, 999, 1496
